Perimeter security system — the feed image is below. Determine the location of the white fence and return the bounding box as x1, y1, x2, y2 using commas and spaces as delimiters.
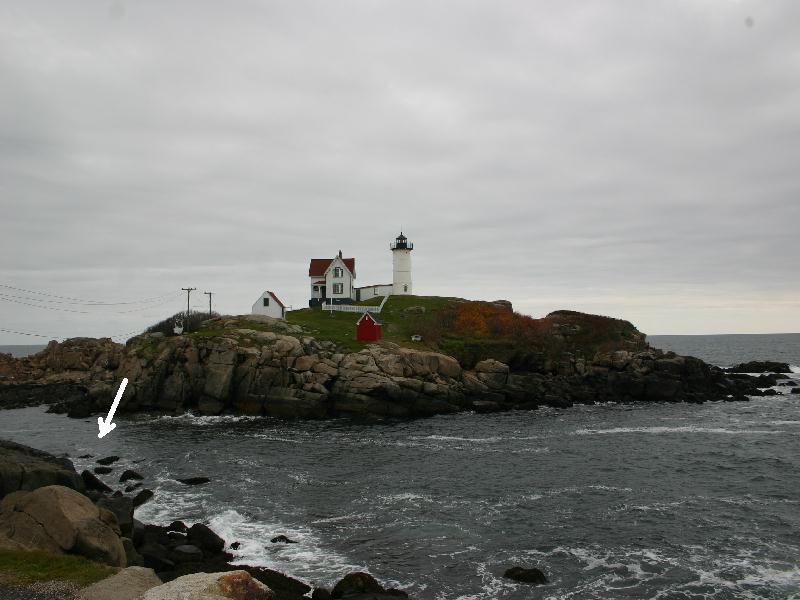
323, 295, 389, 314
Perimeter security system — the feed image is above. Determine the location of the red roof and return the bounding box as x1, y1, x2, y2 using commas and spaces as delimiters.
267, 291, 285, 309
308, 257, 355, 277
356, 311, 382, 326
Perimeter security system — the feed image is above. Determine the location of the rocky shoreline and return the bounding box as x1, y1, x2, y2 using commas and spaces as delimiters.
0, 439, 412, 599
0, 313, 791, 421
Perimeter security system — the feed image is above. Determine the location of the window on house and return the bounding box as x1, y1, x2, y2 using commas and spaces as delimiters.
263, 297, 269, 306
313, 286, 319, 292
404, 285, 408, 292
333, 267, 343, 278
333, 283, 343, 294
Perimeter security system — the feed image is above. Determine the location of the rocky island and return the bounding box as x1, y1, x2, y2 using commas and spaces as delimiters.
0, 296, 786, 420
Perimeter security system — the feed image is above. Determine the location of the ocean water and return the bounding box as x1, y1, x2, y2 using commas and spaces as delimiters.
0, 344, 46, 358
0, 335, 798, 599
649, 333, 800, 369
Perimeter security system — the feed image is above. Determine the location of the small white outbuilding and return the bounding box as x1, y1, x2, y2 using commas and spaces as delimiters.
251, 290, 286, 320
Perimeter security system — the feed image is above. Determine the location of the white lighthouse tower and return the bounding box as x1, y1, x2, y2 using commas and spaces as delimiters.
391, 231, 413, 295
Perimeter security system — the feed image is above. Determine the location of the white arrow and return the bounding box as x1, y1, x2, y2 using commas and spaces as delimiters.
98, 378, 128, 439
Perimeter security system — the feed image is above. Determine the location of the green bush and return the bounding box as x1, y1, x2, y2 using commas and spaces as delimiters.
145, 311, 219, 336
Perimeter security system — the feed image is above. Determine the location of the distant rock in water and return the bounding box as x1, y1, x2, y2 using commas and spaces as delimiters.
94, 466, 113, 475
177, 476, 210, 486
503, 566, 549, 584
120, 469, 144, 482
726, 361, 791, 373
81, 469, 112, 493
270, 534, 297, 544
132, 489, 154, 508
96, 455, 120, 465
331, 571, 408, 598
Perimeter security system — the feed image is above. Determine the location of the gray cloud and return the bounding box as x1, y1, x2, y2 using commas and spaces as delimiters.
1, 0, 799, 342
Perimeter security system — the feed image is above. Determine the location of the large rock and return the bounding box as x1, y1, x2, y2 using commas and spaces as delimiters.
97, 495, 134, 538
726, 361, 790, 373
78, 566, 162, 600
188, 523, 225, 553
82, 470, 113, 493
141, 570, 275, 599
503, 566, 548, 584
0, 485, 125, 566
331, 572, 408, 599
0, 439, 85, 499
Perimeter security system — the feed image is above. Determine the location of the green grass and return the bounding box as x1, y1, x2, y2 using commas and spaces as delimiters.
353, 296, 385, 306
286, 308, 364, 351
286, 295, 459, 352
0, 550, 116, 587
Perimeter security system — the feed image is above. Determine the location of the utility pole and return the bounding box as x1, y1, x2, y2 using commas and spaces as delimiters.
181, 287, 196, 321
204, 291, 214, 316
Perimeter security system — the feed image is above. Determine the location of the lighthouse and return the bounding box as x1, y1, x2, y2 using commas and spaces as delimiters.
391, 232, 413, 295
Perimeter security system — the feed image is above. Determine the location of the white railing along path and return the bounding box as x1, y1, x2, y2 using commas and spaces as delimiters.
323, 295, 389, 314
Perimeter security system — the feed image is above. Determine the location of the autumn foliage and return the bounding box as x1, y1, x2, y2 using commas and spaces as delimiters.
442, 301, 544, 340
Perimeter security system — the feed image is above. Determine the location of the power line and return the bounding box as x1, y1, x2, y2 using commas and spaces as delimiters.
0, 289, 180, 307
0, 295, 91, 314
0, 291, 183, 315
0, 327, 61, 340
0, 283, 180, 306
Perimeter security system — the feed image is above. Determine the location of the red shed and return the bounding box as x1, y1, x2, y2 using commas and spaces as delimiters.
356, 311, 382, 342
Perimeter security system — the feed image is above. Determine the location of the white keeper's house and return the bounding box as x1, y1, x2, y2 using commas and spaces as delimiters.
308, 232, 414, 307
251, 290, 287, 319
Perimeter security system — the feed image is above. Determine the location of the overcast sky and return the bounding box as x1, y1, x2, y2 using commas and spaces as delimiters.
1, 0, 798, 344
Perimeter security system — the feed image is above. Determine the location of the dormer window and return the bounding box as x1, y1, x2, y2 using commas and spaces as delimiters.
333, 267, 343, 278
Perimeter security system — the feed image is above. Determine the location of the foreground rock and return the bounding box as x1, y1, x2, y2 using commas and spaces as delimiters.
141, 570, 274, 599
0, 440, 313, 599
78, 566, 162, 600
503, 566, 548, 585
0, 485, 125, 566
0, 439, 85, 499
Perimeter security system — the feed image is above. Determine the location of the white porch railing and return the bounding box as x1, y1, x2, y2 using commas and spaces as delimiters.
323, 295, 389, 314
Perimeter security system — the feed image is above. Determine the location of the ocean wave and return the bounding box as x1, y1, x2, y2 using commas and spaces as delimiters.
572, 426, 785, 435
736, 565, 800, 589
790, 365, 800, 374
413, 435, 504, 443
147, 412, 268, 426
411, 434, 544, 443
207, 508, 363, 586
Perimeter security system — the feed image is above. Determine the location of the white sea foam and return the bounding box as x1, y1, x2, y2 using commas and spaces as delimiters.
150, 412, 266, 426
573, 426, 784, 435
587, 484, 633, 492
736, 565, 800, 589
207, 508, 362, 586
790, 364, 800, 374
416, 435, 503, 442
